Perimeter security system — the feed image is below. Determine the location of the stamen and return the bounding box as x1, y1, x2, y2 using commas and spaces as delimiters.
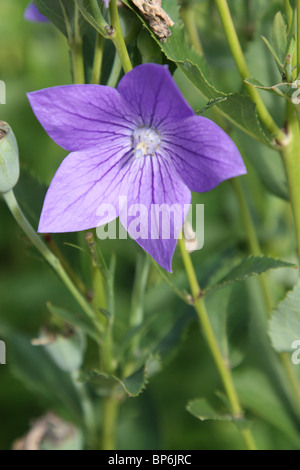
132, 126, 161, 158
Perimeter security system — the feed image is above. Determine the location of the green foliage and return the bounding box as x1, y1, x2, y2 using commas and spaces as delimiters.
205, 256, 296, 295
269, 279, 300, 353
187, 397, 234, 422
34, 0, 87, 38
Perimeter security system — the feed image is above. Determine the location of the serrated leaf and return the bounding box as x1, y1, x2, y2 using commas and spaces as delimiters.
206, 256, 296, 295
118, 367, 147, 397
196, 97, 228, 115
81, 364, 147, 398
186, 398, 233, 422
269, 279, 300, 353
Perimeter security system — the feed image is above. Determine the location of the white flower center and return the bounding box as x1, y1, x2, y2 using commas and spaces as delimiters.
132, 127, 161, 158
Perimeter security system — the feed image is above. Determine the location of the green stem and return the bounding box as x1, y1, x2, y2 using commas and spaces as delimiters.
214, 0, 286, 143
3, 190, 102, 333
178, 236, 257, 450
60, 0, 85, 84
106, 51, 122, 88
109, 0, 133, 73
91, 33, 104, 84
101, 393, 120, 450
281, 102, 300, 263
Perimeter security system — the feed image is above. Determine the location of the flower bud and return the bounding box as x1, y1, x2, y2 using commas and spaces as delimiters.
0, 121, 19, 194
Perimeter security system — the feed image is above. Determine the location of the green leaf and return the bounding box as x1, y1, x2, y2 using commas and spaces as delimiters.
269, 279, 300, 353
42, 330, 86, 373
75, 0, 110, 37
4, 326, 81, 418
245, 76, 298, 102
80, 360, 150, 398
47, 303, 98, 342
34, 0, 86, 38
261, 35, 283, 71
271, 12, 287, 64
118, 367, 147, 397
206, 256, 296, 295
234, 368, 300, 445
186, 398, 234, 422
196, 97, 228, 115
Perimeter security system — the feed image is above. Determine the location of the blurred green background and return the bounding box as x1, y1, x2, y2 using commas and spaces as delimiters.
0, 0, 300, 450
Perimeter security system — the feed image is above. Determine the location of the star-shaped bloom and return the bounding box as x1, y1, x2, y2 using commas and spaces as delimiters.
24, 2, 50, 23
27, 64, 246, 271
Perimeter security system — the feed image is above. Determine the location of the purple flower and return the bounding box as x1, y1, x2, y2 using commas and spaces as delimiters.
27, 64, 246, 271
24, 2, 50, 23
102, 0, 110, 7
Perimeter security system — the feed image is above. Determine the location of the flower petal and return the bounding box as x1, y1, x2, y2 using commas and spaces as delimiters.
24, 3, 50, 22
162, 116, 247, 192
117, 64, 194, 129
119, 154, 191, 272
38, 140, 133, 233
27, 85, 137, 152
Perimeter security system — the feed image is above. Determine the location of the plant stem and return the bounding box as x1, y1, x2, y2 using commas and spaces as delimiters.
3, 189, 102, 333
178, 236, 257, 450
60, 0, 85, 84
101, 393, 120, 450
281, 102, 300, 263
214, 0, 286, 143
91, 33, 104, 84
106, 51, 122, 88
109, 0, 132, 73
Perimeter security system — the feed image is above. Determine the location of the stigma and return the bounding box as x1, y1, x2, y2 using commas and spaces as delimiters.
132, 126, 161, 158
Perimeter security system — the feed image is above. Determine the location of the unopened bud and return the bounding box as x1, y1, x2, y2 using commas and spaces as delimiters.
0, 121, 19, 194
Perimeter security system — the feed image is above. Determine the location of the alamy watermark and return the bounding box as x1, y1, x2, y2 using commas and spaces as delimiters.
0, 80, 6, 104
291, 340, 300, 365
291, 80, 300, 105
0, 340, 6, 365
95, 198, 204, 250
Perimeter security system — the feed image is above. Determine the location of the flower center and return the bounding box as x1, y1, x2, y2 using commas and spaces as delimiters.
132, 127, 161, 158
